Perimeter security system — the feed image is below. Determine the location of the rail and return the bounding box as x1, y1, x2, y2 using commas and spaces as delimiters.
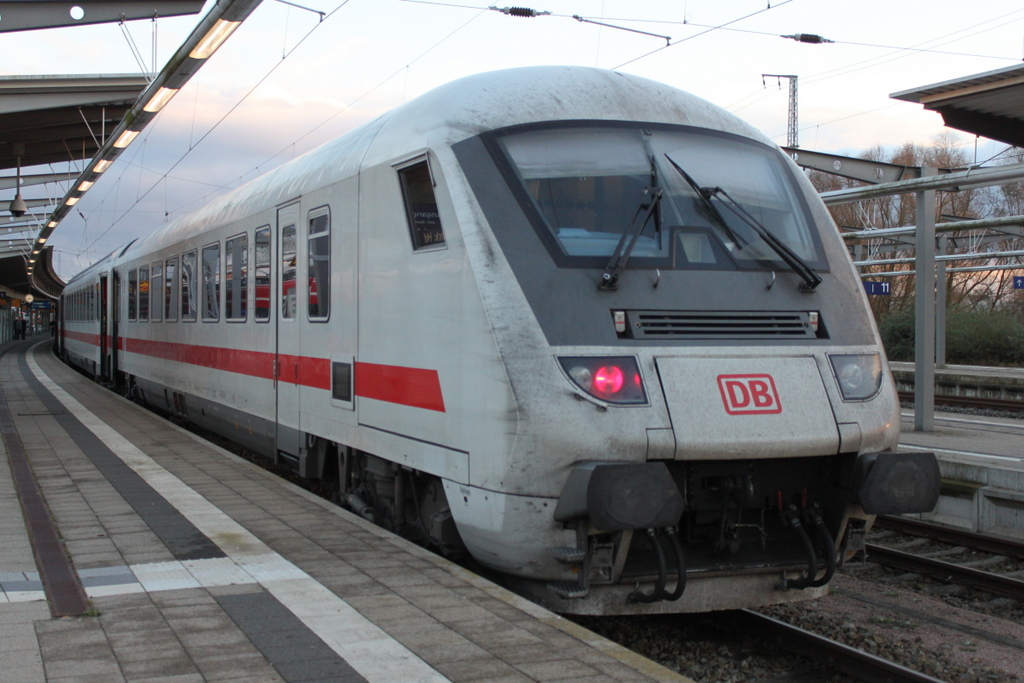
732, 610, 945, 683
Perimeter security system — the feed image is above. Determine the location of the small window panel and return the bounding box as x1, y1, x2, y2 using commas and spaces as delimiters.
128, 270, 138, 321
308, 209, 330, 320
151, 261, 163, 322
255, 227, 271, 322
139, 266, 150, 321
181, 250, 197, 321
332, 361, 352, 403
202, 243, 221, 322
165, 256, 178, 321
281, 224, 297, 320
226, 233, 248, 322
398, 160, 446, 251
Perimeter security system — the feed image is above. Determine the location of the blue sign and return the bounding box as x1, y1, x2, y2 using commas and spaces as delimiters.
30, 301, 52, 309
1014, 275, 1024, 290
863, 281, 891, 296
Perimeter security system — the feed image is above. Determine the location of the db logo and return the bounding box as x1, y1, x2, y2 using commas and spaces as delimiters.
717, 374, 782, 415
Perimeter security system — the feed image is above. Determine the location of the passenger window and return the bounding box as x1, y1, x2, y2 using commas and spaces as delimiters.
307, 210, 329, 320
151, 261, 163, 322
226, 233, 248, 321
398, 160, 445, 250
165, 256, 178, 321
281, 225, 296, 320
255, 227, 271, 322
181, 251, 197, 321
202, 243, 221, 321
128, 270, 138, 321
139, 266, 150, 321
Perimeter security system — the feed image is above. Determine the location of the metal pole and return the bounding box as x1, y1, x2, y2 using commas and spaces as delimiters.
914, 167, 937, 432
936, 234, 947, 367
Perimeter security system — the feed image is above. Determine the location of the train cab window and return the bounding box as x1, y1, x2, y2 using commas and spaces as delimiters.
281, 225, 297, 320
139, 266, 150, 321
181, 250, 197, 321
226, 234, 248, 321
202, 243, 221, 322
165, 256, 178, 321
307, 210, 329, 320
254, 227, 271, 322
151, 261, 163, 322
398, 159, 445, 251
128, 269, 138, 321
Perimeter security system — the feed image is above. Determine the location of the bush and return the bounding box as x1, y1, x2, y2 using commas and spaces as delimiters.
876, 307, 1024, 367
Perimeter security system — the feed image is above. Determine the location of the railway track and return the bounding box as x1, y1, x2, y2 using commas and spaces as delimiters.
731, 610, 945, 683
866, 516, 1024, 598
897, 390, 1024, 413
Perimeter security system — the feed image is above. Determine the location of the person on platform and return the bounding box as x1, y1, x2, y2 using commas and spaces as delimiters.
13, 316, 25, 340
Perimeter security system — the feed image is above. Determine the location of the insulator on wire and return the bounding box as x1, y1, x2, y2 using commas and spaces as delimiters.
781, 33, 834, 44
489, 5, 551, 17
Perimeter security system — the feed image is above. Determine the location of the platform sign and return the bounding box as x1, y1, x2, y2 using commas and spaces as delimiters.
863, 281, 891, 296
1014, 275, 1024, 289
30, 301, 52, 309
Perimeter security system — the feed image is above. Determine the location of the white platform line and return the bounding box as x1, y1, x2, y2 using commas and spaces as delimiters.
29, 354, 450, 683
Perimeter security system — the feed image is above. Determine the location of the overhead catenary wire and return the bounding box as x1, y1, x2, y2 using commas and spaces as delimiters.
82, 0, 489, 257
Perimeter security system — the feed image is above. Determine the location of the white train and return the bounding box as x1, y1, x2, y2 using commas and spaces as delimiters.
59, 66, 939, 614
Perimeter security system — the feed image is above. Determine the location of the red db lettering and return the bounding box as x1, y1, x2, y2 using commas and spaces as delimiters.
717, 374, 782, 415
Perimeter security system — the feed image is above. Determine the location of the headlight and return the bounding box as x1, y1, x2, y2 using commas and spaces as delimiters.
828, 353, 883, 401
558, 356, 647, 404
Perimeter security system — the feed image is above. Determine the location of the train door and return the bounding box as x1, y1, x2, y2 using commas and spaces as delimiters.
275, 201, 302, 461
111, 270, 121, 388
99, 275, 109, 379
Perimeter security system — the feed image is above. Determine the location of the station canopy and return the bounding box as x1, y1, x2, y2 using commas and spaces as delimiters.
891, 63, 1024, 149
0, 0, 259, 300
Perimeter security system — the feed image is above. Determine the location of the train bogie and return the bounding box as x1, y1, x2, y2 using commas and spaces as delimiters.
59, 66, 939, 615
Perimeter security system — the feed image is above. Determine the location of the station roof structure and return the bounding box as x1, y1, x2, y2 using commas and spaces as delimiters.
891, 63, 1024, 149
0, 0, 263, 300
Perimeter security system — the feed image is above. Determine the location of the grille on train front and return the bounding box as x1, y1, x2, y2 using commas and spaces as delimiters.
625, 310, 818, 340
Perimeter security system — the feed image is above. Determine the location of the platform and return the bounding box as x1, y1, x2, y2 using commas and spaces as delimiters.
889, 361, 1024, 403
898, 408, 1024, 541
0, 337, 690, 683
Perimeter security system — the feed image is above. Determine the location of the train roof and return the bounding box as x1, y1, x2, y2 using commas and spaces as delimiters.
110, 66, 772, 265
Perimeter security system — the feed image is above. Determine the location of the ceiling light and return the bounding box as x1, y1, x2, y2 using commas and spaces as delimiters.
78, 180, 94, 192
94, 159, 113, 173
113, 130, 140, 148
47, 221, 57, 228
66, 197, 79, 206
190, 19, 241, 59
143, 86, 179, 113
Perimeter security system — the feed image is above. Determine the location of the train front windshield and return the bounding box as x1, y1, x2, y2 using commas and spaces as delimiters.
497, 125, 826, 271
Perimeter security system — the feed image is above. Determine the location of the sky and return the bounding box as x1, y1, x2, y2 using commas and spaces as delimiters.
3, 0, 1024, 279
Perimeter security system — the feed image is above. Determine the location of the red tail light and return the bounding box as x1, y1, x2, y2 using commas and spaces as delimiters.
558, 356, 647, 405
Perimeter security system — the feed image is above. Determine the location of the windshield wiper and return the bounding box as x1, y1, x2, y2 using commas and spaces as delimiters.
704, 186, 821, 292
599, 187, 663, 291
663, 154, 745, 249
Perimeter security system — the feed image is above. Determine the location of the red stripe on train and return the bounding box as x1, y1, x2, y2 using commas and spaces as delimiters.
354, 362, 446, 413
66, 334, 444, 411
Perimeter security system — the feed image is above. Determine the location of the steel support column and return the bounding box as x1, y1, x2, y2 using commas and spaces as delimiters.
914, 167, 937, 432
936, 234, 947, 367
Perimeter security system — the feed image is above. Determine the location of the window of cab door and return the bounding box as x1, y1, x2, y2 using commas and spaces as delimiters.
396, 155, 447, 252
